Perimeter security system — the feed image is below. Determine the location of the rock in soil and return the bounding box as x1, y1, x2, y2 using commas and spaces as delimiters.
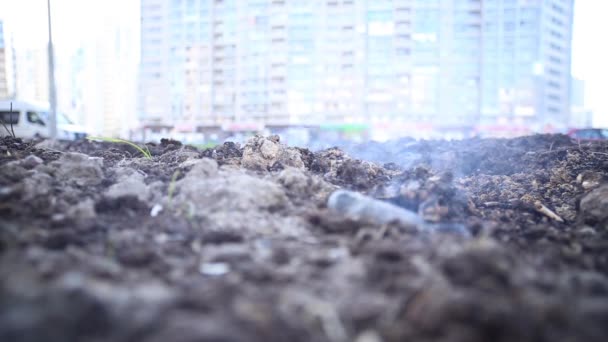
1, 134, 608, 342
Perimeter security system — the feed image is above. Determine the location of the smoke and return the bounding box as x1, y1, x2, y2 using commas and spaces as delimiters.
331, 134, 574, 180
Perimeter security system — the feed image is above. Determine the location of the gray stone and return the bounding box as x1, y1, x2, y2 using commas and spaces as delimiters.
106, 175, 150, 202
580, 184, 608, 228
241, 135, 306, 171
106, 168, 150, 202
175, 170, 288, 213
21, 155, 44, 169
183, 158, 218, 178
170, 169, 313, 235
66, 198, 97, 220
276, 167, 337, 207
33, 164, 55, 175
20, 172, 54, 201
51, 152, 104, 186
0, 161, 27, 182
260, 138, 280, 159
112, 167, 144, 181
277, 167, 310, 193
278, 148, 306, 169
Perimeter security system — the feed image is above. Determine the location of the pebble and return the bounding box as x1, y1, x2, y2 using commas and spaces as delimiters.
150, 203, 163, 217
21, 155, 44, 169
199, 262, 230, 276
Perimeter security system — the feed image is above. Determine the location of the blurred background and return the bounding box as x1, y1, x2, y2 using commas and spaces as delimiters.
0, 0, 605, 147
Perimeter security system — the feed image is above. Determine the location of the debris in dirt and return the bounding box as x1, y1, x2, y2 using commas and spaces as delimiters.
577, 171, 607, 190
331, 159, 389, 191
534, 200, 565, 222
328, 189, 424, 228
2, 134, 608, 342
310, 147, 346, 174
200, 141, 242, 166
276, 167, 337, 207
418, 195, 449, 222
328, 190, 471, 236
150, 203, 163, 217
159, 138, 182, 153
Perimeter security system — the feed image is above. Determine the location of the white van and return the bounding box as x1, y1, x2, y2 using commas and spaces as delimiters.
0, 100, 87, 140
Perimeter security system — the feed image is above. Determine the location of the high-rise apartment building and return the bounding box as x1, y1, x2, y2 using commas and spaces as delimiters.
138, 0, 574, 133
13, 47, 49, 104
569, 76, 592, 127
0, 19, 16, 99
51, 0, 140, 137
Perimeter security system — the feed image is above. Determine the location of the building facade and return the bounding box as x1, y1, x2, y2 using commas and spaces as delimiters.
569, 75, 592, 127
49, 0, 141, 137
0, 19, 16, 100
138, 0, 574, 134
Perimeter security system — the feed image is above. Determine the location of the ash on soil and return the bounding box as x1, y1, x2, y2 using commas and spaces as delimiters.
1, 134, 608, 342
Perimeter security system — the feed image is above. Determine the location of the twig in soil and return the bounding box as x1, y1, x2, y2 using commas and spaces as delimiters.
9, 103, 15, 137
87, 136, 152, 159
1, 102, 16, 138
1, 121, 13, 137
534, 200, 564, 223
590, 151, 608, 156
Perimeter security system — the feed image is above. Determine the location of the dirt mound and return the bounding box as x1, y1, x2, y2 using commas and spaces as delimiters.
1, 134, 608, 342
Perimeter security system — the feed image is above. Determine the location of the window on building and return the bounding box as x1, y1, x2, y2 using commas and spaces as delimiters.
0, 111, 20, 125
27, 112, 45, 125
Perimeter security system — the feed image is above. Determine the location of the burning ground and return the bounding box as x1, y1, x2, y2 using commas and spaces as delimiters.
0, 134, 607, 342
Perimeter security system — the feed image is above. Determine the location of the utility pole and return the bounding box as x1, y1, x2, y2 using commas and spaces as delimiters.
47, 0, 57, 139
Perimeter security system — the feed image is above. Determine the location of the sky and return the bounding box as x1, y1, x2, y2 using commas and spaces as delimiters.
0, 0, 122, 49
571, 0, 608, 126
0, 0, 606, 126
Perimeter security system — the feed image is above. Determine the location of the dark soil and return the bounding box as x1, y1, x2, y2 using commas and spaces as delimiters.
1, 134, 608, 342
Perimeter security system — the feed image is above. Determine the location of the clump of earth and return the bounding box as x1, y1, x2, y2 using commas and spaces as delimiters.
1, 134, 608, 342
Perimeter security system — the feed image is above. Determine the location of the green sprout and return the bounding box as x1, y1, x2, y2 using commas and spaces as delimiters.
191, 142, 217, 150
87, 136, 152, 159
167, 169, 181, 207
